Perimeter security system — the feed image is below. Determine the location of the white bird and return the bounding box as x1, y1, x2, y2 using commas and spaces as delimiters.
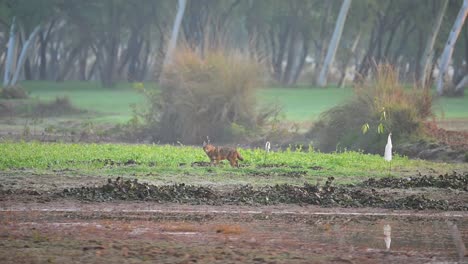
264, 141, 271, 164
384, 133, 392, 162
265, 141, 271, 153
383, 224, 392, 250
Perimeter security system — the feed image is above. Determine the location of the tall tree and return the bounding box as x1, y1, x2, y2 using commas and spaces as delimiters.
3, 17, 16, 87
419, 0, 448, 87
162, 0, 186, 72
436, 0, 468, 95
10, 25, 41, 85
317, 0, 352, 87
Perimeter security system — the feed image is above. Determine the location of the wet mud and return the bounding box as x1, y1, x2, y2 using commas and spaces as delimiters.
1, 170, 467, 263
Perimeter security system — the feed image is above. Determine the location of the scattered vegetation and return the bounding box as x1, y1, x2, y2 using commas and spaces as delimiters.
308, 64, 434, 153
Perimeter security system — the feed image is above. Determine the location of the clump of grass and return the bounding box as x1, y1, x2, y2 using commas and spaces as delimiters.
308, 64, 433, 153
146, 48, 270, 144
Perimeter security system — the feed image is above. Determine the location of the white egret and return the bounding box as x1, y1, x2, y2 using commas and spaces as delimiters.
384, 133, 392, 174
264, 141, 271, 164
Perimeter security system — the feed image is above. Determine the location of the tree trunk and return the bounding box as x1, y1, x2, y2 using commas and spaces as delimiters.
38, 30, 47, 80
455, 74, 468, 95
282, 23, 298, 85
338, 33, 360, 88
419, 0, 448, 87
317, 0, 352, 87
162, 0, 186, 72
79, 48, 88, 81
436, 0, 468, 95
11, 25, 41, 86
291, 32, 310, 84
3, 17, 16, 87
38, 20, 56, 80
56, 44, 82, 82
271, 24, 290, 84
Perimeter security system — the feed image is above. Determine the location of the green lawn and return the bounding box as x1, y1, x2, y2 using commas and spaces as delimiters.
260, 87, 353, 121
17, 81, 468, 124
21, 81, 149, 123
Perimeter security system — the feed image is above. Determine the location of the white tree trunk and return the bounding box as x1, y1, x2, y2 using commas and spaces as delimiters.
419, 0, 448, 87
162, 0, 186, 71
10, 26, 41, 86
455, 74, 468, 92
436, 0, 468, 95
317, 0, 352, 87
3, 17, 16, 87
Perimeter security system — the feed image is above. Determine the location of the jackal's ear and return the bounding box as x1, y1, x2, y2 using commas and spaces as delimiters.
206, 136, 210, 144
203, 141, 207, 147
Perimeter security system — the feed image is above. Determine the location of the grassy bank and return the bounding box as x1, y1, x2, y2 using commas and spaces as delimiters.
0, 141, 464, 186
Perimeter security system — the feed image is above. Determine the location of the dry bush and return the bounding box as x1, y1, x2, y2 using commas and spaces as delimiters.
0, 85, 29, 99
33, 96, 83, 117
308, 64, 433, 153
148, 48, 270, 144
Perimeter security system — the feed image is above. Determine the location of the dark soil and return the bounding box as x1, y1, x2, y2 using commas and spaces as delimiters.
359, 172, 468, 190
58, 173, 468, 211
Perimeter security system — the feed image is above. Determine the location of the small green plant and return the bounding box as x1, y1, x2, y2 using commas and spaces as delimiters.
361, 107, 387, 134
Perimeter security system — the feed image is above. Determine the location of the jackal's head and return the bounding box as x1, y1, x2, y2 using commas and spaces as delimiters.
202, 141, 214, 153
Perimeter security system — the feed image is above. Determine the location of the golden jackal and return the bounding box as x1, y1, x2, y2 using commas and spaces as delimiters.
202, 141, 244, 167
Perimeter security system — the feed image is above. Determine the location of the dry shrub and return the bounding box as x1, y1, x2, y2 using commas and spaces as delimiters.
0, 85, 29, 99
308, 64, 433, 153
33, 96, 83, 117
150, 48, 268, 144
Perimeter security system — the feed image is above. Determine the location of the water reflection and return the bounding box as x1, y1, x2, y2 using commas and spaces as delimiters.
383, 224, 391, 250
447, 221, 466, 263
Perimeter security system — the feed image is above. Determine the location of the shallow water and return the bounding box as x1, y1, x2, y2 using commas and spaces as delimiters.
1, 204, 466, 263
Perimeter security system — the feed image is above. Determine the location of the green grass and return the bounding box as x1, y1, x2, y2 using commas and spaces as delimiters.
16, 81, 468, 125
0, 141, 464, 186
21, 81, 149, 123
433, 95, 468, 119
260, 87, 353, 121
